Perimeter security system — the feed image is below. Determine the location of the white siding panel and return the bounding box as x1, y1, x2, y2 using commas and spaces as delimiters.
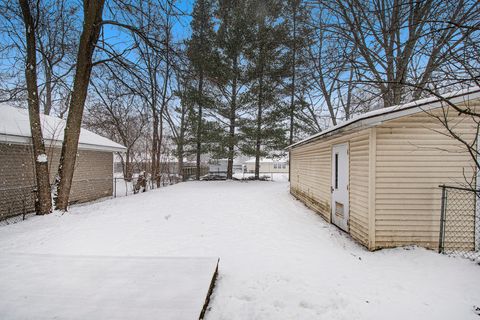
290, 130, 371, 246
374, 108, 477, 249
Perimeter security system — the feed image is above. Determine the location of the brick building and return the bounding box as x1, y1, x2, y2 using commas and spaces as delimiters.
0, 105, 126, 220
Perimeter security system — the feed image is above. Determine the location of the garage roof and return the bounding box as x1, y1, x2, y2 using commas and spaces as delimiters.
0, 104, 126, 152
287, 86, 480, 150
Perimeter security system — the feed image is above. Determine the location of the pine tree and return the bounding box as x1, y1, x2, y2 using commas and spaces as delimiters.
240, 0, 288, 180
283, 0, 312, 145
186, 0, 217, 180
214, 0, 250, 179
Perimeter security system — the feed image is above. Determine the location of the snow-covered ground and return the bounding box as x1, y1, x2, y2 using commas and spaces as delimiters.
0, 180, 479, 319
0, 254, 218, 320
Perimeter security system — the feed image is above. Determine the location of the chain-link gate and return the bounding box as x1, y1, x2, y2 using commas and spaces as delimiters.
439, 185, 479, 261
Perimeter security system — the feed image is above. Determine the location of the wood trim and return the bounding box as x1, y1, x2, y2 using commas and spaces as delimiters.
368, 127, 377, 250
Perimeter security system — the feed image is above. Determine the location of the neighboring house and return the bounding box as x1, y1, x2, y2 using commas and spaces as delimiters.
287, 87, 480, 252
209, 158, 243, 174
245, 157, 289, 173
0, 105, 126, 220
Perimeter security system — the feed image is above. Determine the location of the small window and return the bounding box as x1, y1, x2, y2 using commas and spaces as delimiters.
335, 153, 339, 189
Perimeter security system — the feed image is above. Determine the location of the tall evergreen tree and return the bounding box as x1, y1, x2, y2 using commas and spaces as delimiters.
186, 0, 217, 180
214, 0, 249, 179
283, 0, 312, 145
241, 0, 288, 179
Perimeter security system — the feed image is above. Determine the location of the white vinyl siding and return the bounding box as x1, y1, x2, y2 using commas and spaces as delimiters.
374, 109, 477, 249
290, 130, 371, 246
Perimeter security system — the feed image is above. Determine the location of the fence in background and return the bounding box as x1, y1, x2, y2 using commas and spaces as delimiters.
202, 170, 287, 181
181, 166, 209, 180
113, 174, 180, 198
439, 185, 479, 261
0, 185, 37, 222
1, 175, 181, 221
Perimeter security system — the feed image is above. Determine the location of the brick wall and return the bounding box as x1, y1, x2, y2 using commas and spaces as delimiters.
0, 143, 113, 220
68, 149, 113, 204
0, 144, 37, 220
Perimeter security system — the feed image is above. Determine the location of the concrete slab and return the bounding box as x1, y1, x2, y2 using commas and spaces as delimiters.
0, 254, 219, 320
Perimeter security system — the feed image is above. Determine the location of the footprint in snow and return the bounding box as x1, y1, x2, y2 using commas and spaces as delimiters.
164, 215, 171, 220
473, 305, 480, 316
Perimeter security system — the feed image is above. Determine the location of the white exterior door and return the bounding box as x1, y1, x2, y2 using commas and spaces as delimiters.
331, 143, 349, 232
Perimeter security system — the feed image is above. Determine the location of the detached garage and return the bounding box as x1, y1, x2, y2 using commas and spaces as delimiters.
0, 105, 126, 220
288, 87, 480, 251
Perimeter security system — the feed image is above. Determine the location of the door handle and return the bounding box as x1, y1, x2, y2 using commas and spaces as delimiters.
331, 186, 334, 193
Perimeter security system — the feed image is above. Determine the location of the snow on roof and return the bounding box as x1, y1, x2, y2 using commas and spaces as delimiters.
0, 104, 126, 152
288, 86, 480, 150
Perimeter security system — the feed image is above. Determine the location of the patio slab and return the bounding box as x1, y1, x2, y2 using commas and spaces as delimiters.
0, 254, 219, 320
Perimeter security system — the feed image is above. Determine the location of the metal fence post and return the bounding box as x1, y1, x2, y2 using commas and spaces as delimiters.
439, 185, 447, 253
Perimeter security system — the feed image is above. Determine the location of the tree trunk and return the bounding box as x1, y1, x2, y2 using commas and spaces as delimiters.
177, 143, 184, 182
157, 112, 163, 187
55, 0, 105, 210
44, 63, 53, 115
196, 72, 204, 180
177, 100, 186, 181
289, 2, 297, 146
151, 111, 159, 182
255, 71, 264, 180
19, 0, 52, 215
226, 56, 238, 180
125, 149, 132, 180
157, 29, 170, 187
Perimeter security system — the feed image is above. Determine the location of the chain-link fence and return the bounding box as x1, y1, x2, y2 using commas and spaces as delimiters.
439, 185, 479, 261
113, 174, 181, 198
1, 175, 182, 221
0, 185, 37, 223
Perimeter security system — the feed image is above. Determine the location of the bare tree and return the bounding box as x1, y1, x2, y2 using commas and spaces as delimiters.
54, 0, 106, 210
87, 68, 148, 180
18, 0, 52, 215
35, 0, 78, 115
319, 0, 479, 108
55, 0, 173, 209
